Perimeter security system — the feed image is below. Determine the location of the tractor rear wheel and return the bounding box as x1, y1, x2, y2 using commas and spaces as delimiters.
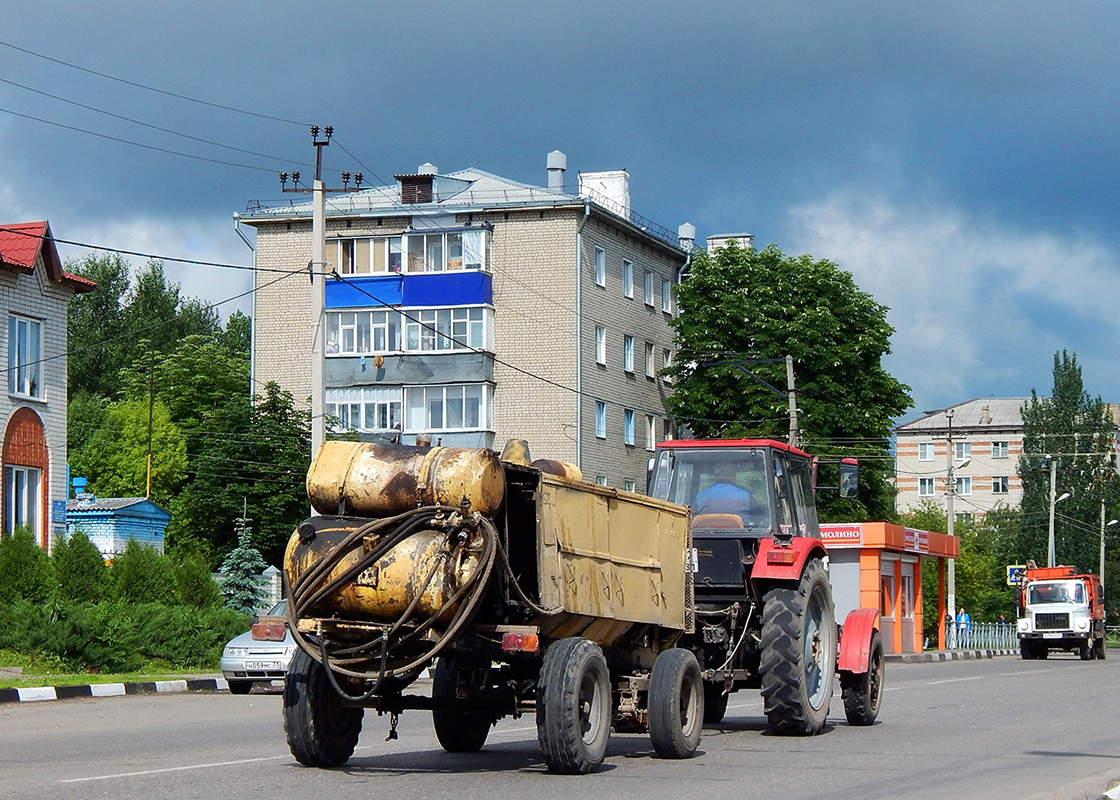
648, 648, 704, 759
840, 631, 884, 726
432, 658, 493, 753
283, 647, 363, 767
759, 558, 836, 735
536, 638, 612, 774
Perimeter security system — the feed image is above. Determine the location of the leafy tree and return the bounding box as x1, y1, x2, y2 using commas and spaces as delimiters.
220, 310, 252, 357
122, 261, 219, 357
51, 528, 108, 603
111, 539, 176, 604
0, 527, 52, 603
174, 555, 223, 608
68, 398, 188, 502
67, 391, 108, 457
220, 515, 267, 615
1020, 351, 1118, 576
667, 242, 911, 520
66, 253, 131, 397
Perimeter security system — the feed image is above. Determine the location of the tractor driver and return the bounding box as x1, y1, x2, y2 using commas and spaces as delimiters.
695, 462, 753, 524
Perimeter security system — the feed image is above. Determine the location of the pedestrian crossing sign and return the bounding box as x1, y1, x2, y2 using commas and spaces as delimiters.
1006, 565, 1026, 586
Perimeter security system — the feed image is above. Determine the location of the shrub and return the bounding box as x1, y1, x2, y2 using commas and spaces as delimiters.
174, 556, 222, 608
52, 529, 108, 603
0, 527, 52, 604
111, 540, 175, 604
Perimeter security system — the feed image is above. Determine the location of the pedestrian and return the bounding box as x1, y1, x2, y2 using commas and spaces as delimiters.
956, 607, 972, 648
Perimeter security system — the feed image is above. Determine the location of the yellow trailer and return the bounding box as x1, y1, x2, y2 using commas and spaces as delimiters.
281, 440, 697, 774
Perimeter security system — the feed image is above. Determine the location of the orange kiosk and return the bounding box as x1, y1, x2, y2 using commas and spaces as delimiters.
820, 523, 959, 654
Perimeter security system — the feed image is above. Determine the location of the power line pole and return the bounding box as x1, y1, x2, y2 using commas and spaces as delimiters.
786, 354, 799, 449
945, 409, 957, 633
280, 126, 364, 466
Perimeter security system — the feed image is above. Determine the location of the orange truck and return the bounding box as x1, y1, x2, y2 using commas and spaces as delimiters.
1016, 565, 1106, 660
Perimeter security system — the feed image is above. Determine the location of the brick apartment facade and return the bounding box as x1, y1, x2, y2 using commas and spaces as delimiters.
1, 221, 95, 548
240, 153, 691, 489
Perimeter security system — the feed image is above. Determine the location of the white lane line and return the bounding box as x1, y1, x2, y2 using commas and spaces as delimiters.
57, 755, 289, 783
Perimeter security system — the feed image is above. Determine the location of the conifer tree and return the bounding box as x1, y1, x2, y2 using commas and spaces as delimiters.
220, 513, 267, 616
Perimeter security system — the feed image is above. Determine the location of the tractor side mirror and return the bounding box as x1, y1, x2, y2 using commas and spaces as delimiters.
839, 458, 859, 499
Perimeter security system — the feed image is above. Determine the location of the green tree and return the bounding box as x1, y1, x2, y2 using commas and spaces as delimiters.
667, 242, 911, 520
66, 253, 131, 397
220, 515, 267, 616
220, 310, 252, 357
1020, 351, 1118, 576
0, 527, 52, 603
68, 398, 188, 502
111, 539, 176, 604
51, 528, 108, 603
174, 555, 222, 608
123, 261, 219, 357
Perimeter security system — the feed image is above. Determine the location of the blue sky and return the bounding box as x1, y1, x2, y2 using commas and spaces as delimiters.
3, 1, 1119, 422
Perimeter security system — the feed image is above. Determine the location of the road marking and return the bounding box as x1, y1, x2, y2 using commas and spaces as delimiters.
57, 755, 289, 783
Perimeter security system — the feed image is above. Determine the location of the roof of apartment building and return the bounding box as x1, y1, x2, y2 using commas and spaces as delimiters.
0, 221, 97, 292
239, 155, 689, 252
895, 398, 1030, 434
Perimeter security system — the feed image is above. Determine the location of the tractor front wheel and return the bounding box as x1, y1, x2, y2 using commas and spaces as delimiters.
840, 631, 884, 726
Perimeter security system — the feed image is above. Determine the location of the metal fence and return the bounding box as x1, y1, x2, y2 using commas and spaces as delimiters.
942, 621, 1120, 650
943, 620, 1018, 650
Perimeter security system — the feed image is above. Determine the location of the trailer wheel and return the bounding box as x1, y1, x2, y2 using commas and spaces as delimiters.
283, 647, 363, 767
536, 637, 611, 774
432, 658, 492, 753
840, 631, 884, 726
703, 683, 729, 724
759, 558, 836, 736
648, 649, 704, 759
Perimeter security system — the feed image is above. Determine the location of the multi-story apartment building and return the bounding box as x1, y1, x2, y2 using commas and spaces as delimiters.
894, 398, 1030, 519
1, 221, 94, 548
240, 152, 692, 489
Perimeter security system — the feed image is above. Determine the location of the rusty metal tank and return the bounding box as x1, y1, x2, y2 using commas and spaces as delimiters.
307, 441, 505, 516
284, 517, 482, 623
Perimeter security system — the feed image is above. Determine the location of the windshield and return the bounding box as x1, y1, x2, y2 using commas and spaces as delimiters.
652, 448, 771, 528
1027, 581, 1084, 605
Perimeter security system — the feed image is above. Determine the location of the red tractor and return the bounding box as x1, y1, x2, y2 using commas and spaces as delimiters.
647, 438, 884, 732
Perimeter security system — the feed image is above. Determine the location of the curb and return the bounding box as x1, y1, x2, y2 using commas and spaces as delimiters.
0, 677, 229, 705
886, 649, 1018, 663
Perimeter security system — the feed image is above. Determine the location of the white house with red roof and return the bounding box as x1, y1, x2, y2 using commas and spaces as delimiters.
1, 221, 95, 549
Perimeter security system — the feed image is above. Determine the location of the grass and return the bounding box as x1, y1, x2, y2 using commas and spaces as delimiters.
0, 648, 217, 690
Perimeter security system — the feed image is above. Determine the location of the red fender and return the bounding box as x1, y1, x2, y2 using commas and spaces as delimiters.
750, 537, 829, 583
837, 607, 881, 673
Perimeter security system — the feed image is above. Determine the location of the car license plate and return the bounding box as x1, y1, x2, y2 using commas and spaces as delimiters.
246, 661, 281, 670
1042, 633, 1062, 639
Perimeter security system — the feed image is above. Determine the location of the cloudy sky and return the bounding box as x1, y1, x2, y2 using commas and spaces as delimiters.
3, 1, 1119, 421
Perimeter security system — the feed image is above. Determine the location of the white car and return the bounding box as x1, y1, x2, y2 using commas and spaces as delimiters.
221, 601, 296, 694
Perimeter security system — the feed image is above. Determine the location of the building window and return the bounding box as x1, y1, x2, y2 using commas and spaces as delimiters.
992, 441, 1009, 459
623, 335, 635, 373
595, 401, 607, 439
325, 386, 402, 433
622, 259, 634, 298
955, 476, 972, 496
595, 326, 606, 365
992, 476, 1009, 494
595, 476, 608, 486
402, 229, 489, 272
955, 441, 971, 461
404, 384, 491, 432
645, 415, 656, 451
918, 478, 935, 496
644, 342, 655, 378
327, 308, 489, 355
643, 270, 654, 306
624, 409, 635, 445
594, 247, 606, 287
663, 348, 673, 382
664, 418, 674, 441
3, 464, 40, 536
8, 315, 42, 399
918, 442, 935, 461
405, 307, 487, 352
623, 479, 637, 492
661, 279, 672, 313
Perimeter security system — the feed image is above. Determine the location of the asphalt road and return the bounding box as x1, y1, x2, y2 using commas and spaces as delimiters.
2, 654, 1118, 800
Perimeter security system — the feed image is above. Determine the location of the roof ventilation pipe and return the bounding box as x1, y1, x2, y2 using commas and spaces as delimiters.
418, 162, 438, 175
678, 222, 696, 250
547, 150, 567, 191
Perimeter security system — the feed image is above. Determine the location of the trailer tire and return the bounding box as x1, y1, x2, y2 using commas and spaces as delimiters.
432, 658, 492, 753
649, 649, 704, 759
840, 631, 884, 726
536, 638, 611, 774
703, 683, 729, 724
759, 558, 836, 736
283, 648, 363, 767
